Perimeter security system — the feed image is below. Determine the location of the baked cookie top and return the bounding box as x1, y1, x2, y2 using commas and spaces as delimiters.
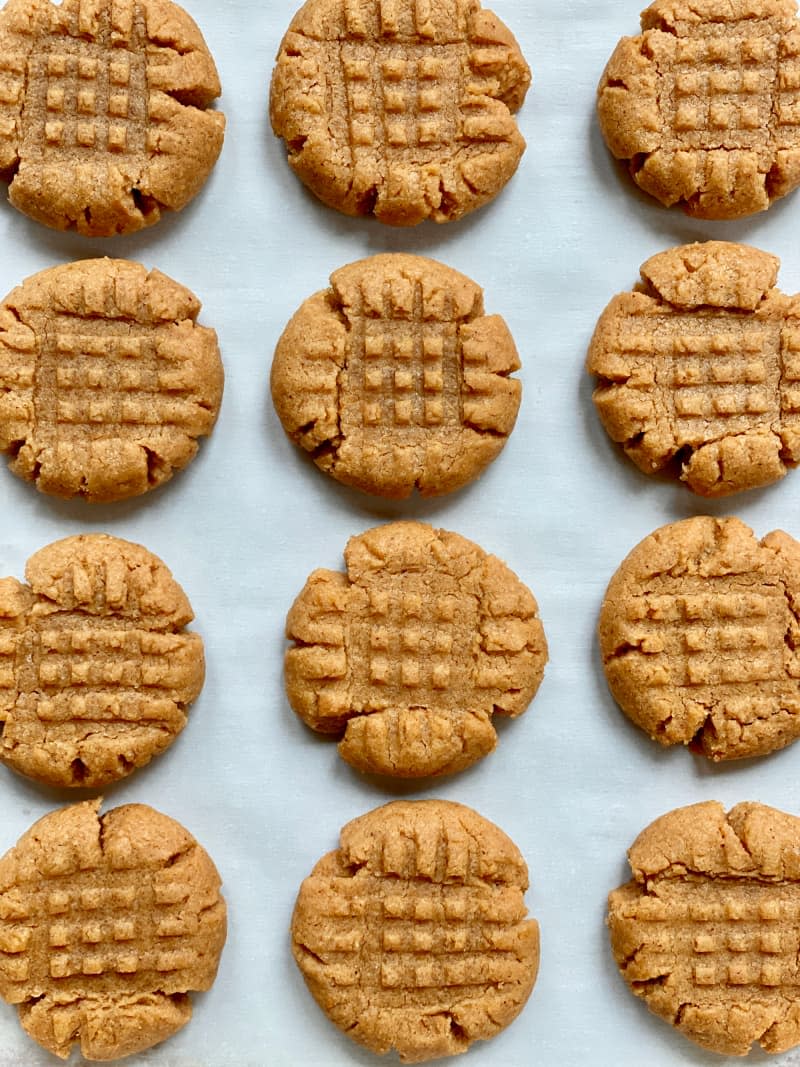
0, 798, 226, 1061
0, 0, 224, 236
609, 800, 800, 1055
597, 0, 800, 219
292, 799, 539, 1062
285, 521, 547, 778
269, 0, 530, 225
271, 254, 521, 498
0, 258, 223, 503
599, 515, 800, 761
588, 241, 800, 497
0, 533, 204, 787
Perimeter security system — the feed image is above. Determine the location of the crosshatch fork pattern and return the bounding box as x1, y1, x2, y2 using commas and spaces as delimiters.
609, 802, 800, 1055
597, 3, 800, 217
599, 516, 800, 761
614, 881, 800, 992
346, 278, 464, 435
270, 0, 530, 224
292, 801, 539, 1061
35, 7, 148, 164
661, 29, 798, 154
614, 314, 788, 443
342, 43, 467, 160
0, 866, 205, 985
587, 242, 800, 497
0, 0, 150, 168
0, 800, 226, 1061
299, 872, 532, 994
284, 523, 547, 778
0, 0, 224, 236
36, 315, 207, 438
0, 260, 223, 502
272, 254, 522, 498
352, 577, 472, 703
622, 577, 789, 690
0, 534, 203, 788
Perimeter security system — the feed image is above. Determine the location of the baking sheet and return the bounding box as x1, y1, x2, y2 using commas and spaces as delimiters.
2, 1, 800, 1065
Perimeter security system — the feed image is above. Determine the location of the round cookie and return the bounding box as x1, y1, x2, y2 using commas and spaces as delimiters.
597, 0, 800, 219
0, 258, 223, 503
599, 515, 800, 761
285, 521, 547, 777
609, 800, 800, 1055
0, 0, 224, 236
269, 0, 530, 226
292, 799, 539, 1062
0, 533, 204, 787
271, 254, 521, 498
0, 798, 226, 1061
588, 241, 800, 497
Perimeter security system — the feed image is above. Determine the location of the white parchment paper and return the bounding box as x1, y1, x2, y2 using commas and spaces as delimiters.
1, 2, 800, 1065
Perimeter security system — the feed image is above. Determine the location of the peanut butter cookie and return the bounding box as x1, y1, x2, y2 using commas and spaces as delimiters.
588, 242, 800, 497
0, 533, 204, 787
0, 798, 226, 1060
285, 521, 547, 778
271, 254, 521, 498
609, 800, 800, 1055
597, 0, 800, 219
0, 0, 224, 235
0, 258, 223, 503
270, 0, 530, 226
292, 799, 539, 1062
599, 515, 800, 761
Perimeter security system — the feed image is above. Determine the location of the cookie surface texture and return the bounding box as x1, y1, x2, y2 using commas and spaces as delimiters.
597, 0, 800, 219
609, 800, 800, 1055
588, 241, 800, 497
599, 515, 800, 761
0, 258, 223, 502
269, 0, 530, 225
0, 533, 204, 787
285, 521, 547, 777
271, 254, 521, 498
0, 0, 224, 236
0, 798, 226, 1060
292, 799, 539, 1062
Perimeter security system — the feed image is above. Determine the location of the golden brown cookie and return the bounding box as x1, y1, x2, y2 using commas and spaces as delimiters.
0, 533, 204, 787
609, 800, 800, 1055
588, 241, 800, 497
599, 515, 800, 761
597, 0, 800, 219
0, 258, 223, 503
285, 521, 547, 777
292, 799, 539, 1062
269, 0, 530, 226
271, 254, 521, 498
0, 798, 226, 1061
0, 0, 224, 236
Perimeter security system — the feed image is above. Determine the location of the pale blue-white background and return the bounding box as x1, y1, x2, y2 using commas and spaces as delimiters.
1, 1, 800, 1065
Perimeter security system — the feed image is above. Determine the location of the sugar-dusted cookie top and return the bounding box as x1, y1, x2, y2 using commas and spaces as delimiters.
270, 0, 530, 225
597, 0, 800, 219
0, 799, 226, 1060
0, 0, 224, 235
285, 521, 547, 778
599, 515, 800, 761
271, 254, 521, 498
609, 800, 800, 1055
588, 242, 800, 497
0, 533, 204, 787
0, 258, 223, 503
292, 799, 539, 1061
